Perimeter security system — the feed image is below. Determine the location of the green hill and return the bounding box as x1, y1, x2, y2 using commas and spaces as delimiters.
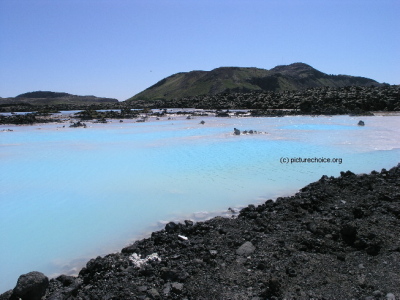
126, 63, 382, 102
0, 91, 118, 106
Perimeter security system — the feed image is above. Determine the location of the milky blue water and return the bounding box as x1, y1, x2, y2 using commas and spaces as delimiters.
1, 115, 399, 292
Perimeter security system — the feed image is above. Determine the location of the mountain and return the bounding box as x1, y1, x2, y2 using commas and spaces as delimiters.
0, 91, 118, 105
126, 63, 382, 101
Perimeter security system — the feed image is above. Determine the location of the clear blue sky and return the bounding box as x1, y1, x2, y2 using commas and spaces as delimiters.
1, 0, 399, 101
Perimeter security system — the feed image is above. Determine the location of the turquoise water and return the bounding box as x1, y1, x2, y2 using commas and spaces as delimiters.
1, 115, 399, 292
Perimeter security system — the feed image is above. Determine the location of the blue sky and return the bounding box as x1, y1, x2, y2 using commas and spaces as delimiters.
1, 0, 399, 101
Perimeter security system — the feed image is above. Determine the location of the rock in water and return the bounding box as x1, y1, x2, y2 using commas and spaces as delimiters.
12, 271, 49, 300
236, 241, 256, 256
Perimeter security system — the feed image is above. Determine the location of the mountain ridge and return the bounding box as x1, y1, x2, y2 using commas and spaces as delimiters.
0, 91, 118, 106
127, 63, 382, 102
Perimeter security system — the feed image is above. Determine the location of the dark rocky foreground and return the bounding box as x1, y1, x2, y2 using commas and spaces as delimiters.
2, 165, 400, 300
129, 85, 400, 114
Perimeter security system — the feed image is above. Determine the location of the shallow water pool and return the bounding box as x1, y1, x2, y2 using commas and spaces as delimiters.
0, 115, 399, 292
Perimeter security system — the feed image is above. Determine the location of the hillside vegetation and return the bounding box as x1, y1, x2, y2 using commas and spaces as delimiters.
0, 91, 118, 106
127, 63, 383, 102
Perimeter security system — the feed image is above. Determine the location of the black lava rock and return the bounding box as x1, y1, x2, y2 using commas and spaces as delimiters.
11, 271, 49, 300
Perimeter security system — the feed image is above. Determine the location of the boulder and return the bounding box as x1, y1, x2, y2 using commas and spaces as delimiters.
0, 290, 12, 300
165, 221, 178, 233
184, 220, 193, 227
121, 242, 139, 254
56, 275, 76, 287
11, 271, 49, 300
171, 282, 184, 294
147, 288, 160, 299
386, 293, 396, 300
236, 241, 256, 256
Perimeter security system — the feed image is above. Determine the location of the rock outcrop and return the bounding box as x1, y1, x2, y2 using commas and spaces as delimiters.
9, 272, 48, 300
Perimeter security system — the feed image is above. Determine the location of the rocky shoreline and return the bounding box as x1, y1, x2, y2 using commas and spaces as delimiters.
2, 165, 400, 300
1, 86, 399, 125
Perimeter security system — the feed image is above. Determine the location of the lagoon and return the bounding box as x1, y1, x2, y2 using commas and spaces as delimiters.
1, 115, 399, 292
